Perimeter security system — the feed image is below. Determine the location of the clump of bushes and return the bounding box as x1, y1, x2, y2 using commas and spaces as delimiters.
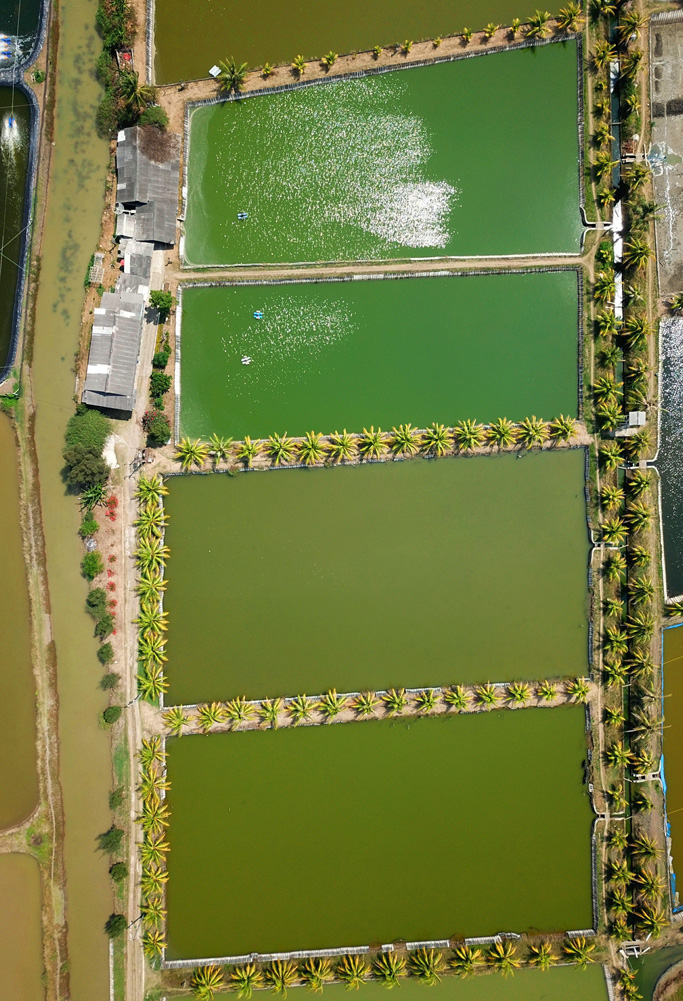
95, 614, 115, 639
109, 861, 128, 883
139, 106, 168, 129
97, 825, 124, 853
149, 290, 175, 318
98, 642, 115, 666
152, 349, 170, 369
105, 913, 127, 938
142, 409, 171, 445
103, 705, 122, 725
82, 552, 105, 581
79, 515, 100, 538
100, 672, 120, 690
150, 371, 171, 397
86, 588, 108, 619
63, 406, 110, 489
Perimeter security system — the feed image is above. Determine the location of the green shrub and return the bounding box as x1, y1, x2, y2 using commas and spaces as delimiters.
150, 372, 171, 397
97, 825, 124, 853
86, 588, 108, 619
109, 861, 129, 883
63, 445, 109, 489
79, 516, 100, 539
96, 0, 136, 51
95, 613, 115, 639
100, 672, 120, 690
65, 408, 111, 453
152, 396, 164, 410
33, 69, 46, 83
139, 106, 169, 129
109, 785, 124, 809
103, 705, 122, 725
105, 913, 127, 938
98, 642, 114, 665
82, 552, 105, 581
152, 350, 170, 369
147, 412, 171, 445
149, 290, 175, 316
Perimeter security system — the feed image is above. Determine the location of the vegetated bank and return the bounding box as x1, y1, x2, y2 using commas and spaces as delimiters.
177, 270, 581, 441
183, 41, 582, 265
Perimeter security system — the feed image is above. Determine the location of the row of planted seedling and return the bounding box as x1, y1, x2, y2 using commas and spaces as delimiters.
161, 677, 591, 735
188, 936, 598, 1000
174, 416, 581, 471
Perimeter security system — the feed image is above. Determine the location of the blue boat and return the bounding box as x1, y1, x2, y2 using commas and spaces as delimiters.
237, 211, 248, 220
253, 310, 263, 319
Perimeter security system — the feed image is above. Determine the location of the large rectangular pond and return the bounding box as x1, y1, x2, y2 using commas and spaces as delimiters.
184, 43, 582, 265
156, 0, 536, 86
0, 854, 44, 1001
164, 450, 588, 704
166, 706, 594, 959
179, 270, 580, 440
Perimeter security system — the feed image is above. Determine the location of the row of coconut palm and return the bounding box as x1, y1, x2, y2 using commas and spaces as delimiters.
162, 678, 591, 735
133, 475, 171, 703
190, 937, 598, 999
174, 417, 580, 471
136, 735, 170, 961
604, 825, 667, 946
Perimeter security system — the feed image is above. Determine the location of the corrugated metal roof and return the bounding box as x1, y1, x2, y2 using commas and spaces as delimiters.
115, 126, 180, 245
82, 291, 145, 412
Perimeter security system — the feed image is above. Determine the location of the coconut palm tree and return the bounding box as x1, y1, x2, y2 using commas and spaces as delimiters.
328, 429, 357, 463
454, 419, 485, 452
624, 430, 651, 461
632, 748, 657, 774
604, 706, 626, 727
628, 650, 655, 681
562, 936, 594, 967
208, 433, 234, 464
526, 10, 551, 38
120, 70, 156, 112
517, 416, 548, 449
608, 886, 633, 917
602, 518, 628, 545
509, 17, 522, 35
606, 741, 633, 768
136, 538, 170, 574
217, 57, 248, 93
593, 40, 616, 70
191, 964, 224, 1000
225, 696, 256, 727
288, 694, 317, 724
594, 272, 616, 303
629, 708, 662, 739
230, 964, 263, 998
507, 681, 531, 706
135, 571, 167, 605
139, 633, 167, 668
135, 474, 168, 504
604, 625, 628, 657
626, 502, 653, 534
266, 432, 296, 465
603, 596, 624, 619
603, 660, 629, 687
487, 941, 519, 977
139, 736, 165, 768
176, 437, 209, 470
483, 22, 499, 39
353, 691, 379, 716
138, 665, 168, 702
414, 689, 438, 714
669, 292, 683, 312
633, 790, 654, 813
602, 485, 625, 511
321, 50, 338, 70
594, 151, 619, 181
627, 611, 655, 644
140, 894, 167, 927
597, 187, 615, 209
621, 49, 643, 81
264, 960, 298, 996
624, 238, 653, 271
298, 431, 325, 465
236, 435, 261, 467
444, 685, 469, 711
557, 3, 583, 31
596, 401, 623, 431
487, 417, 517, 448
409, 949, 443, 985
537, 680, 557, 702
632, 835, 660, 862
600, 441, 623, 471
461, 28, 472, 44
299, 959, 333, 992
598, 341, 620, 367
139, 835, 170, 867
622, 315, 651, 350
373, 952, 406, 987
142, 927, 165, 960
609, 858, 633, 887
197, 701, 228, 733
567, 678, 590, 703
358, 426, 388, 460
594, 96, 611, 118
628, 471, 650, 498
475, 683, 500, 708
372, 44, 383, 58
390, 423, 421, 456
422, 422, 452, 456
140, 863, 169, 897
634, 868, 666, 901
619, 9, 645, 41
667, 600, 683, 617
337, 955, 367, 990
607, 827, 628, 852
135, 606, 168, 640
594, 374, 621, 403
450, 945, 481, 977
139, 791, 171, 835
528, 941, 556, 971
258, 698, 283, 729
319, 689, 349, 719
635, 904, 666, 937
135, 504, 168, 538
292, 54, 306, 75
548, 415, 577, 442
628, 576, 655, 605
139, 769, 170, 801
382, 688, 408, 715
619, 969, 643, 999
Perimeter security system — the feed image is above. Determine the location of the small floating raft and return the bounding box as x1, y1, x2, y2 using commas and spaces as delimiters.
253, 310, 263, 319
237, 211, 248, 220
241, 355, 252, 365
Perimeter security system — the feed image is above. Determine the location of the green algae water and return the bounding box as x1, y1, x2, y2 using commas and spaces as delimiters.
0, 855, 44, 1001
165, 706, 594, 958
0, 417, 38, 829
664, 625, 683, 890
156, 0, 543, 85
164, 450, 588, 704
180, 270, 580, 440
0, 87, 31, 376
184, 44, 581, 265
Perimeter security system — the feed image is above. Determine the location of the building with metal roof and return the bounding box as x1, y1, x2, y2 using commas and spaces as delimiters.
115, 126, 181, 246
82, 290, 145, 413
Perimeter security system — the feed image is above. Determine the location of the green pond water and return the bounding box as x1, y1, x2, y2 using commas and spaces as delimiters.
164, 450, 588, 705
179, 270, 579, 441
664, 626, 683, 888
0, 87, 31, 376
184, 43, 582, 266
165, 706, 594, 959
156, 0, 543, 85
0, 855, 44, 1001
632, 945, 683, 1000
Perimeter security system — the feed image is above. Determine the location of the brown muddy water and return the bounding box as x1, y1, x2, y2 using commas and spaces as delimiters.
0, 415, 38, 829
0, 853, 44, 1001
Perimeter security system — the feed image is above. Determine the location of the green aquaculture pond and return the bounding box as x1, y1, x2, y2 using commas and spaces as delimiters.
165, 706, 594, 959
156, 0, 540, 85
183, 42, 582, 265
179, 270, 580, 441
0, 88, 31, 376
163, 449, 589, 704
